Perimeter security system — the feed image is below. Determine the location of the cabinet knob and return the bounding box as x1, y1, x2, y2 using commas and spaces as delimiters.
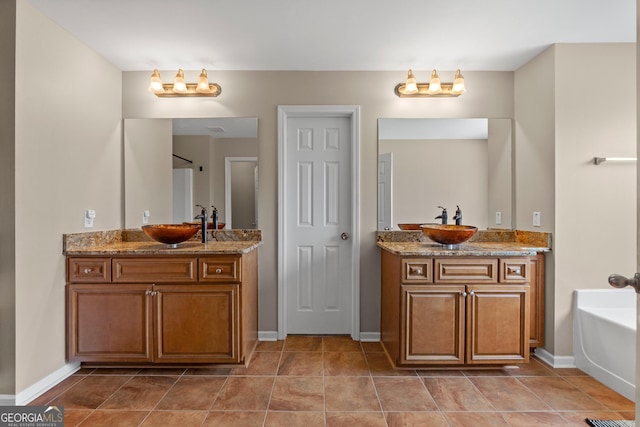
215, 268, 223, 274
145, 289, 151, 295
462, 291, 467, 297
83, 268, 93, 274
469, 291, 475, 296
508, 266, 521, 275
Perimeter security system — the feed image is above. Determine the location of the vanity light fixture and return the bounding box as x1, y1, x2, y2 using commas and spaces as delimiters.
395, 69, 465, 97
148, 68, 222, 97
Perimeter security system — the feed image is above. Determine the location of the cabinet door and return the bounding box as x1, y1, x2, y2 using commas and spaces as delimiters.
401, 285, 465, 364
67, 284, 152, 362
466, 284, 529, 364
154, 285, 240, 363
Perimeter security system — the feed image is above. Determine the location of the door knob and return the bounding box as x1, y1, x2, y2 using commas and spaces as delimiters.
341, 232, 350, 240
608, 273, 640, 294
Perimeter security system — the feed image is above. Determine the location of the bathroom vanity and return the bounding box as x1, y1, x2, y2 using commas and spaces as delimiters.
63, 230, 261, 367
377, 231, 548, 368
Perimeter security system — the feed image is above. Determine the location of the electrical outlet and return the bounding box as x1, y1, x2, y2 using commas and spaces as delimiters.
533, 211, 541, 227
142, 210, 150, 225
84, 209, 96, 228
495, 211, 502, 225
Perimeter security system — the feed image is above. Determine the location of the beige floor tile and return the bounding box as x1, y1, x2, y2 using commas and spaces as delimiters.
323, 336, 362, 352
564, 375, 635, 411
444, 411, 511, 427
469, 376, 552, 411
155, 376, 227, 410
140, 410, 208, 426
233, 351, 281, 375
255, 340, 285, 352
62, 409, 92, 427
278, 351, 324, 376
76, 410, 149, 426
373, 377, 437, 411
508, 358, 558, 377
265, 411, 325, 426
325, 411, 387, 427
284, 335, 323, 351
99, 376, 177, 410
518, 376, 608, 411
203, 411, 266, 426
360, 341, 385, 354
212, 376, 274, 411
324, 377, 381, 412
501, 411, 577, 426
48, 375, 133, 409
422, 377, 494, 411
269, 377, 324, 411
366, 353, 416, 377
385, 411, 450, 427
324, 351, 369, 376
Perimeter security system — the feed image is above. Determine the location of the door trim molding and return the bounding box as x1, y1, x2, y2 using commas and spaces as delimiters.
277, 105, 361, 340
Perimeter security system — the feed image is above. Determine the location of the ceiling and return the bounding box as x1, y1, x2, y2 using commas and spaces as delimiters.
27, 0, 635, 72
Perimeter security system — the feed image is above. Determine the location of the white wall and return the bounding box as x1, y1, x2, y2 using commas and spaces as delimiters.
516, 43, 636, 358
487, 119, 513, 228
553, 43, 636, 356
122, 69, 514, 333
14, 0, 122, 397
173, 135, 211, 211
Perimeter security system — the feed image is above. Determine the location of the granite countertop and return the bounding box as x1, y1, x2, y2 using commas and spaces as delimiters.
376, 229, 551, 257
63, 229, 262, 256
377, 241, 548, 257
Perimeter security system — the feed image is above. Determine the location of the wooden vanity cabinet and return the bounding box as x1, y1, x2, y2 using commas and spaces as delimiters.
382, 250, 539, 368
66, 251, 258, 366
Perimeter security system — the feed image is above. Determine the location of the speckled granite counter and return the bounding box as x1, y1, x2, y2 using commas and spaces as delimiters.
63, 229, 262, 255
377, 229, 550, 257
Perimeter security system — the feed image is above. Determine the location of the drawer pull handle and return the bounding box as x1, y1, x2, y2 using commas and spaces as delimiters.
83, 268, 93, 274
410, 267, 423, 275
215, 268, 223, 274
508, 266, 522, 275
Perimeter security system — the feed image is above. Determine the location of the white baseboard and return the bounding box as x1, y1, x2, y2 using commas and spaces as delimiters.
0, 395, 15, 406
534, 347, 576, 369
258, 331, 278, 341
359, 332, 381, 342
15, 362, 81, 406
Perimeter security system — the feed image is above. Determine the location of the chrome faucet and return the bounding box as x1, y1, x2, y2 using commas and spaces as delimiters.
435, 206, 448, 224
453, 205, 462, 225
194, 204, 208, 243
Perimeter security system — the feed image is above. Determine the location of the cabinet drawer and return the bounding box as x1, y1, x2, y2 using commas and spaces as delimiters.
500, 259, 530, 283
113, 257, 197, 283
67, 258, 111, 283
200, 256, 241, 282
435, 258, 497, 283
401, 259, 433, 283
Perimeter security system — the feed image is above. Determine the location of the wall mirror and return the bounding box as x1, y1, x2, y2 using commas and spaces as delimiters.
124, 117, 258, 229
377, 118, 513, 231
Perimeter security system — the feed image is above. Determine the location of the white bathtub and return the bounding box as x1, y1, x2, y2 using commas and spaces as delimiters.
573, 288, 637, 400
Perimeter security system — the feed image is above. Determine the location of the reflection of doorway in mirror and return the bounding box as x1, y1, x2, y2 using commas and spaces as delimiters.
225, 157, 258, 229
378, 152, 393, 230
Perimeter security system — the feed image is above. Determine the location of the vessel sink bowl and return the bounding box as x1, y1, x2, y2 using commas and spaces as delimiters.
421, 224, 478, 245
142, 224, 200, 246
398, 223, 423, 230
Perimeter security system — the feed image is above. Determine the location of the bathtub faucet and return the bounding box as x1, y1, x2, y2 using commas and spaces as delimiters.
609, 272, 640, 294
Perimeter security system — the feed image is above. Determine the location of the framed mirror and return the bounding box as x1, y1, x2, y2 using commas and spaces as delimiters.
377, 118, 513, 231
124, 117, 258, 229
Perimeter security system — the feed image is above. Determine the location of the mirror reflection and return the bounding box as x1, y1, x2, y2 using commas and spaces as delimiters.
124, 117, 258, 229
377, 118, 513, 231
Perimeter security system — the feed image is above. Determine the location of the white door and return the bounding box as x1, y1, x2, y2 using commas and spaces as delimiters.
278, 106, 360, 339
172, 168, 193, 223
378, 152, 393, 230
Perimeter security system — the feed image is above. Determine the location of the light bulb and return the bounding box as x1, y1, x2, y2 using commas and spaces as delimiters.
404, 69, 418, 95
148, 69, 164, 94
172, 69, 187, 94
427, 69, 442, 94
452, 69, 466, 94
196, 69, 211, 93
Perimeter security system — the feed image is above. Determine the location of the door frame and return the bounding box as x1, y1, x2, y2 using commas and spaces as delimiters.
277, 105, 361, 340
224, 156, 258, 229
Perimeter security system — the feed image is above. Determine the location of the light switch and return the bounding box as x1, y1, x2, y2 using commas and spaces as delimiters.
533, 211, 541, 227
495, 211, 502, 225
84, 209, 95, 228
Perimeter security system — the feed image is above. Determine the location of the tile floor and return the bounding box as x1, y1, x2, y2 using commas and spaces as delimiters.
29, 336, 635, 426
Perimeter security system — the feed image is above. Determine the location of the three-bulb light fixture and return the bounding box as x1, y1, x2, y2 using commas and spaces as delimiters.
395, 69, 465, 97
148, 68, 221, 97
